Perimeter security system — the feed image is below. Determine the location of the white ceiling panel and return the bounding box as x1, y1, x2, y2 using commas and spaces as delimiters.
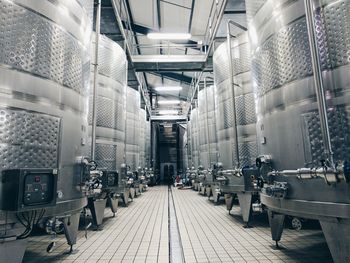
160, 2, 191, 32
190, 0, 213, 38
129, 0, 157, 28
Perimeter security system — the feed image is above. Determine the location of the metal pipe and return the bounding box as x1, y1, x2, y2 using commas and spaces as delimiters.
204, 76, 213, 169
91, 0, 101, 160
227, 19, 240, 168
304, 0, 334, 166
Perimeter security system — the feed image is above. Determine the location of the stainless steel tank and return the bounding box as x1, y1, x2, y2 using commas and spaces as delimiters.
198, 86, 218, 169
89, 33, 127, 174
0, 0, 93, 259
88, 33, 127, 223
190, 108, 199, 169
213, 34, 257, 169
198, 85, 218, 197
139, 109, 146, 168
125, 87, 141, 172
145, 120, 151, 168
212, 32, 259, 220
247, 0, 350, 261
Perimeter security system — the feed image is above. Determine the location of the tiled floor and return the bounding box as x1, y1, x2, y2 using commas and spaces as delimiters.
23, 186, 333, 263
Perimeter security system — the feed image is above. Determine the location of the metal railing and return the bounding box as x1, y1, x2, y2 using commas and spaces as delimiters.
112, 0, 227, 117
185, 0, 227, 116
111, 0, 151, 115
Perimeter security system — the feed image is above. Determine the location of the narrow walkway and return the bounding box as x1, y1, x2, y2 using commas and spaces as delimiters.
23, 186, 332, 263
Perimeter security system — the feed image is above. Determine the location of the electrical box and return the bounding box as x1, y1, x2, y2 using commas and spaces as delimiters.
101, 170, 118, 189
0, 169, 58, 211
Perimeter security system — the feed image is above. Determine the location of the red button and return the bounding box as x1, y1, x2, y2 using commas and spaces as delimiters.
34, 176, 41, 182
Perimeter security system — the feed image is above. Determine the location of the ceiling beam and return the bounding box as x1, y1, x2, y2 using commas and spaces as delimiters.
160, 0, 191, 10
150, 72, 192, 84
188, 0, 196, 33
224, 10, 246, 14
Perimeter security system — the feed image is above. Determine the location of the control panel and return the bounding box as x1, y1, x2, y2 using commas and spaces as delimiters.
101, 170, 119, 189
0, 169, 58, 211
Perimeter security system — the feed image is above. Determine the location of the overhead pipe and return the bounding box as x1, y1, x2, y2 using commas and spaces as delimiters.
91, 0, 101, 160
227, 19, 240, 168
304, 0, 334, 166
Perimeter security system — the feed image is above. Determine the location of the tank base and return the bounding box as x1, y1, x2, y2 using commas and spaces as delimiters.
63, 212, 81, 249
0, 238, 27, 263
108, 196, 119, 216
129, 188, 136, 200
320, 219, 350, 263
135, 187, 141, 197
87, 198, 107, 227
120, 189, 129, 207
237, 193, 253, 225
205, 186, 212, 198
267, 210, 285, 243
224, 194, 234, 211
200, 185, 206, 195
212, 187, 221, 205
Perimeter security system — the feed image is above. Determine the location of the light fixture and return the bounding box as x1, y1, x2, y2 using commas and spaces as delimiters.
154, 86, 183, 92
147, 33, 191, 40
158, 110, 178, 115
158, 100, 181, 105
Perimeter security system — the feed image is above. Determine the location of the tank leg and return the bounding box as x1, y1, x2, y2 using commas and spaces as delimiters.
320, 218, 350, 263
129, 187, 136, 200
108, 195, 119, 217
267, 210, 285, 248
237, 192, 253, 228
63, 212, 81, 252
225, 193, 234, 212
87, 198, 107, 229
206, 186, 211, 198
121, 189, 129, 207
0, 238, 27, 263
213, 188, 220, 205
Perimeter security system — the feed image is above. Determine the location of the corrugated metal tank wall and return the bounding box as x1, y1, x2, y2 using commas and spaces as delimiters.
213, 32, 258, 169
0, 0, 93, 219
190, 109, 199, 168
198, 86, 219, 169
89, 33, 127, 174
247, 0, 350, 169
125, 87, 141, 171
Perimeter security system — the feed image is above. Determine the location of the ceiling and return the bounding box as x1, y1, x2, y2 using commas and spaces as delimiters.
96, 0, 248, 116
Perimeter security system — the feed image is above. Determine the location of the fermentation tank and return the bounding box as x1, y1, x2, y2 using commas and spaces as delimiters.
190, 108, 199, 169
189, 108, 200, 190
198, 85, 218, 196
212, 32, 259, 220
0, 0, 93, 260
125, 87, 141, 172
88, 33, 127, 224
145, 119, 151, 167
198, 86, 218, 169
214, 34, 257, 169
89, 33, 127, 175
139, 109, 147, 168
247, 0, 350, 262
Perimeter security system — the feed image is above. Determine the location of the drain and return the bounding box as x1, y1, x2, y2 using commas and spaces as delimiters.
168, 186, 185, 263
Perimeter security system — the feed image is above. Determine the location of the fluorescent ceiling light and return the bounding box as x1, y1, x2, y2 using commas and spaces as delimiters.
154, 86, 182, 92
158, 100, 181, 105
147, 33, 191, 40
158, 110, 178, 115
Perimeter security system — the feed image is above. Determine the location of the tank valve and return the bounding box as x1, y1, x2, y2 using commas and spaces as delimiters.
265, 182, 287, 198
252, 202, 263, 213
